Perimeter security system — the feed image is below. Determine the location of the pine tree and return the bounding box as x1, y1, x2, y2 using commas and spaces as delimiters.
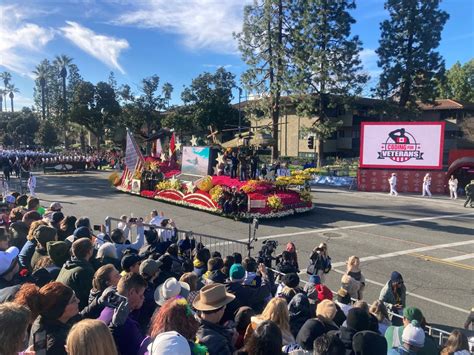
289, 0, 368, 167
235, 0, 291, 160
376, 0, 449, 108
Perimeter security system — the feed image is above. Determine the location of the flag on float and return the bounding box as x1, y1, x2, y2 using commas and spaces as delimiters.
169, 132, 176, 156
124, 129, 144, 176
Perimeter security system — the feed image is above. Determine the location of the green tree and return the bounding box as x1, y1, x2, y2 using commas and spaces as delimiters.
7, 84, 19, 112
289, 0, 368, 166
5, 108, 40, 147
376, 0, 449, 108
0, 71, 12, 112
180, 67, 239, 133
438, 60, 474, 102
235, 0, 291, 160
69, 81, 120, 151
35, 120, 59, 149
33, 61, 49, 120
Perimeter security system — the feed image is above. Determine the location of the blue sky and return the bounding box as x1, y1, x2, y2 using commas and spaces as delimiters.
1, 0, 473, 110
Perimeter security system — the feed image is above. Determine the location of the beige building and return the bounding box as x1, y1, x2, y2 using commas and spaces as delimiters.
245, 97, 474, 161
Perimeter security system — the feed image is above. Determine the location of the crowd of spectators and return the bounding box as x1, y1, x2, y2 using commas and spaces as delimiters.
0, 192, 472, 355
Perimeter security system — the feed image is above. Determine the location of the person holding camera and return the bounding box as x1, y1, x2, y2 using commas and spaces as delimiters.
110, 218, 145, 259
307, 243, 332, 283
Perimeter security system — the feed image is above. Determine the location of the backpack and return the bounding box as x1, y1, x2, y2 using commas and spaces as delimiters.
307, 253, 324, 275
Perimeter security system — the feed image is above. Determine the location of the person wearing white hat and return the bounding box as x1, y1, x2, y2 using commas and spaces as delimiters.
148, 331, 191, 355
387, 319, 425, 354
154, 277, 190, 306
388, 173, 398, 196
0, 246, 20, 289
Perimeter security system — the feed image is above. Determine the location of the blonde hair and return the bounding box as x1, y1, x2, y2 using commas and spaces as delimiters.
260, 297, 290, 332
369, 300, 389, 322
66, 319, 117, 355
346, 256, 360, 271
316, 299, 337, 320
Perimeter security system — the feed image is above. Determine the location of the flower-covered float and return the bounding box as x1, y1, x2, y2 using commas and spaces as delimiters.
113, 132, 314, 219
114, 158, 315, 219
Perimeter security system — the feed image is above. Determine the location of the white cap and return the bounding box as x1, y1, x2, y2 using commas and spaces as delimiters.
0, 247, 19, 275
148, 331, 191, 355
402, 320, 425, 348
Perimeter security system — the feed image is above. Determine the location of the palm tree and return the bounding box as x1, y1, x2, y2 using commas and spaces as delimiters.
0, 89, 4, 112
33, 64, 48, 120
0, 71, 12, 111
55, 55, 73, 114
7, 84, 19, 112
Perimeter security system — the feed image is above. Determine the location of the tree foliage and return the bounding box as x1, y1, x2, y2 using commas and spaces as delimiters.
376, 0, 449, 108
438, 60, 474, 102
0, 108, 40, 147
35, 120, 59, 149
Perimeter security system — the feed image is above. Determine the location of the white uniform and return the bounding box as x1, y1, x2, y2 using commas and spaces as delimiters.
448, 178, 458, 199
388, 175, 398, 196
422, 175, 432, 197
28, 175, 37, 196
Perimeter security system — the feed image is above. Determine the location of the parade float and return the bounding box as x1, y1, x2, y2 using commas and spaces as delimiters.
111, 130, 314, 219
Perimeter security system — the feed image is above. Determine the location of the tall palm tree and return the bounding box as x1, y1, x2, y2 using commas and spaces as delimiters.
0, 71, 12, 111
0, 89, 4, 112
33, 64, 48, 120
55, 55, 73, 114
7, 84, 19, 112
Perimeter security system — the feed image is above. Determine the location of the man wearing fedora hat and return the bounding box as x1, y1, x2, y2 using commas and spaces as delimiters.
193, 283, 236, 355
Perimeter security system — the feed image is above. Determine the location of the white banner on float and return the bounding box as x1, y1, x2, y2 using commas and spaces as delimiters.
360, 122, 445, 169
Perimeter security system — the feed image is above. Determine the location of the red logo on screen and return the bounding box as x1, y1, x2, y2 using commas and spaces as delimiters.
378, 128, 423, 163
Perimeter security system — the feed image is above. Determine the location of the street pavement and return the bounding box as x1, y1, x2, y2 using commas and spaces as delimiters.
32, 170, 473, 330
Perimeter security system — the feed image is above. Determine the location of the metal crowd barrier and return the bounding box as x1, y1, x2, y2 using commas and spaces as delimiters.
268, 267, 452, 347
104, 216, 251, 258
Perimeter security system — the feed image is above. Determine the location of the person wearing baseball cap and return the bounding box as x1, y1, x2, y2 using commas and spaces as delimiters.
193, 284, 235, 355
0, 246, 20, 289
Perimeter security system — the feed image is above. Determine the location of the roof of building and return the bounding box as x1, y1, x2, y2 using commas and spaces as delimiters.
416, 99, 474, 111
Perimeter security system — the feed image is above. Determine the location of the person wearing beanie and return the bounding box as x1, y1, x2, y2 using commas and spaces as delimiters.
136, 258, 162, 333
288, 293, 311, 338
223, 263, 271, 323
30, 225, 57, 270
334, 307, 370, 354
296, 299, 339, 351
71, 226, 92, 241
120, 253, 141, 275
303, 274, 321, 304
56, 238, 95, 310
388, 320, 426, 354
380, 271, 406, 318
385, 307, 439, 355
316, 283, 333, 302
26, 282, 80, 355
352, 330, 388, 354
8, 221, 29, 249
49, 211, 65, 229
47, 241, 70, 268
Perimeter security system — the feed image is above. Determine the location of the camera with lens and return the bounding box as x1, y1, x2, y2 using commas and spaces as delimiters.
257, 240, 278, 268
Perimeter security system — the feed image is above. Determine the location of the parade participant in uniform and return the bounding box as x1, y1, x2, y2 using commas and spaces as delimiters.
448, 175, 458, 200
422, 173, 432, 197
464, 180, 474, 208
28, 173, 37, 197
388, 173, 398, 196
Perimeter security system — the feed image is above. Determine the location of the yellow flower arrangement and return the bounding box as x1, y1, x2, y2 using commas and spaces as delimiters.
209, 185, 224, 202
156, 180, 171, 191
196, 176, 214, 192
267, 194, 283, 211
304, 168, 320, 174
132, 169, 142, 180
241, 179, 265, 193
299, 190, 312, 203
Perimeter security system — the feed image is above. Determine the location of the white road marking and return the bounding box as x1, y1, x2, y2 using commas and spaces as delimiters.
330, 239, 474, 268
443, 253, 474, 262
253, 212, 474, 242
330, 269, 469, 314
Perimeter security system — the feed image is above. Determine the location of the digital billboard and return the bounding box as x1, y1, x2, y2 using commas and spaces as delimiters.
360, 122, 445, 169
181, 146, 211, 176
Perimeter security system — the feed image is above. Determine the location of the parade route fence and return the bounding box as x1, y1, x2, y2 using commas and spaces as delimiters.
268, 267, 453, 347
104, 216, 252, 258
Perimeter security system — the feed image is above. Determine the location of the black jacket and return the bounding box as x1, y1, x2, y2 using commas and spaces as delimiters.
196, 318, 234, 355
29, 316, 72, 355
223, 280, 271, 323
296, 317, 339, 351
330, 326, 359, 355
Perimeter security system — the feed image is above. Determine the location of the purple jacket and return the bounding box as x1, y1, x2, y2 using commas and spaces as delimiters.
98, 307, 145, 355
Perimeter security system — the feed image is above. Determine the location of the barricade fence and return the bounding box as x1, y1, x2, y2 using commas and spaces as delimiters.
103, 215, 451, 346
104, 216, 251, 258
268, 267, 452, 347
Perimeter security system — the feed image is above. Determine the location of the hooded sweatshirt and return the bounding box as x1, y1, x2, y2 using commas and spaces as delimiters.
56, 258, 94, 310
288, 293, 311, 338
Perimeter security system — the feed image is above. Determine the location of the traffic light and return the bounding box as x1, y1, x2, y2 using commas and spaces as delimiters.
307, 136, 314, 149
